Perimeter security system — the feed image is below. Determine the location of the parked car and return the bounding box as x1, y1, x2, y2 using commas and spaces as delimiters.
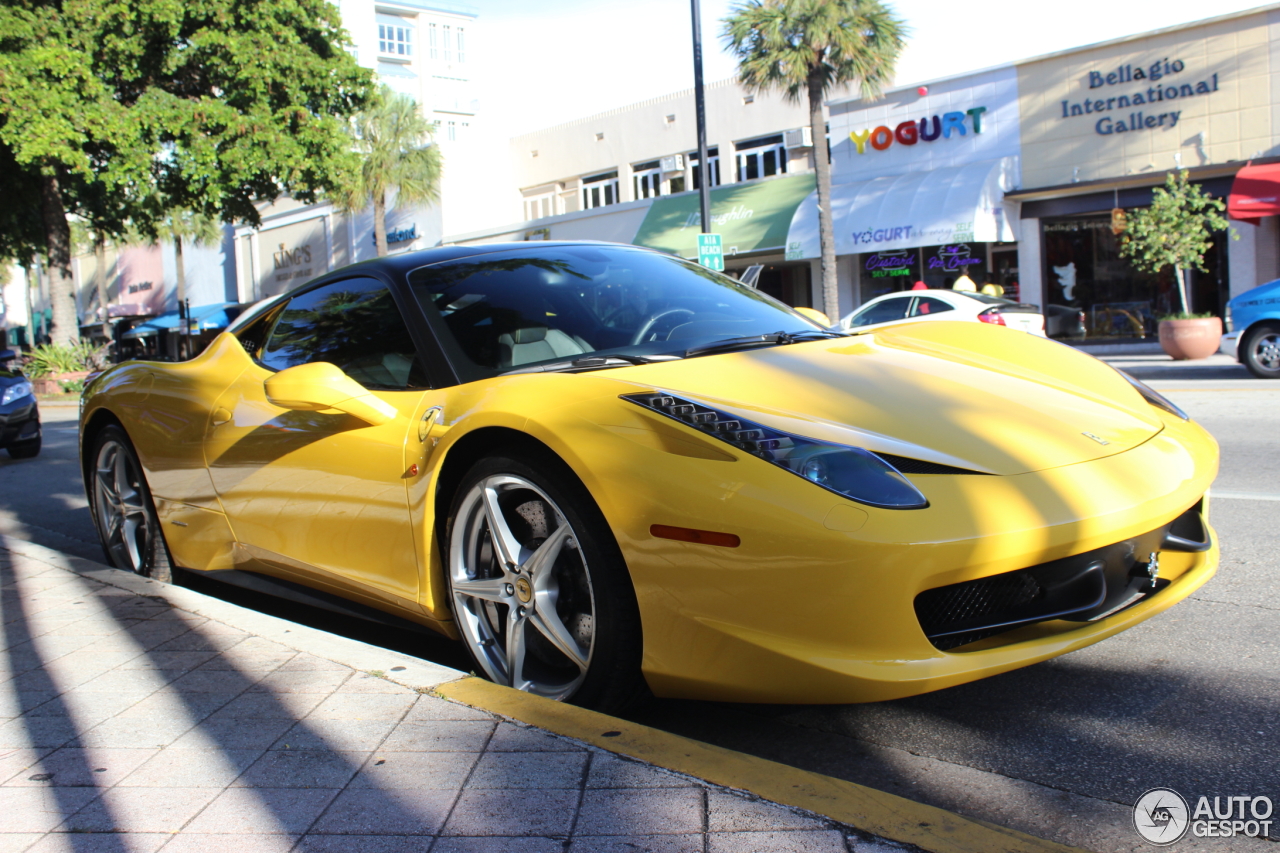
1220, 278, 1280, 378
79, 242, 1217, 711
838, 289, 1046, 336
1045, 304, 1088, 339
0, 349, 41, 459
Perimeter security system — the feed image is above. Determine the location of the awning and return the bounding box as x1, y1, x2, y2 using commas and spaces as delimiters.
121, 302, 242, 339
1227, 163, 1280, 223
784, 157, 1020, 259
633, 173, 815, 259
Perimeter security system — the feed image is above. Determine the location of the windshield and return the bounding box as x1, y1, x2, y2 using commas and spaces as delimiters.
407, 245, 818, 381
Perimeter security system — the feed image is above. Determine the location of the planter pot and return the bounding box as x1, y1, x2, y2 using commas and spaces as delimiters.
1158, 317, 1222, 361
31, 371, 91, 395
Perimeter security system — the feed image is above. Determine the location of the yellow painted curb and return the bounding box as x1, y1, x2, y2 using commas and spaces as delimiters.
437, 677, 1091, 853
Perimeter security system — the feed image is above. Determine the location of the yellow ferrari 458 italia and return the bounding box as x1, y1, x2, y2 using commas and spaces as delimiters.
80, 242, 1218, 712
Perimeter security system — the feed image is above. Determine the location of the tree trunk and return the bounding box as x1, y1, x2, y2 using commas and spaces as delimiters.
175, 234, 186, 359
373, 191, 388, 258
807, 74, 839, 323
94, 238, 109, 344
39, 169, 79, 346
1175, 264, 1189, 314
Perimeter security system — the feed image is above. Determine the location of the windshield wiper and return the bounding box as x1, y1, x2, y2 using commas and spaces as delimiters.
502, 354, 680, 375
683, 329, 844, 358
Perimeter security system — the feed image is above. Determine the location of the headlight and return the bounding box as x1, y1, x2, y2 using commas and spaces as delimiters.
1116, 369, 1188, 421
0, 380, 32, 406
624, 392, 929, 509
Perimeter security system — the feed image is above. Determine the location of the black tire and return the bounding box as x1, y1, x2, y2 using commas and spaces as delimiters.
6, 436, 40, 459
1241, 324, 1280, 379
444, 451, 645, 713
85, 424, 174, 583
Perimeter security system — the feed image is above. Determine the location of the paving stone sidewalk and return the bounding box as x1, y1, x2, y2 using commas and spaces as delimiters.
0, 539, 905, 853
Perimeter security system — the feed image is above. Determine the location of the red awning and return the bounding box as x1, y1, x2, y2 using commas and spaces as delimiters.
1228, 163, 1280, 224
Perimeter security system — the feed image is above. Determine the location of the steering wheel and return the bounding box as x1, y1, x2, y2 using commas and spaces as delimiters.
631, 308, 695, 345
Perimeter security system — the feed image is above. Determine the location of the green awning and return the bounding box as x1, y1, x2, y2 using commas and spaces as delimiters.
633, 173, 815, 259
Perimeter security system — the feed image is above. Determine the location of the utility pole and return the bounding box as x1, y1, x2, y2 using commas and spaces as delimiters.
691, 0, 711, 235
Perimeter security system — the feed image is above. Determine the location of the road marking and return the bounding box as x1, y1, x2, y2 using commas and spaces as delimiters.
437, 677, 1087, 853
1211, 490, 1280, 502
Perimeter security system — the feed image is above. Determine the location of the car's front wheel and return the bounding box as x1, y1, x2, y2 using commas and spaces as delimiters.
87, 425, 173, 582
1241, 324, 1280, 379
446, 453, 644, 712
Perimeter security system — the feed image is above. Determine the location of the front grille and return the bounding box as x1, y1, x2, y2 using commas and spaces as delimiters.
876, 453, 986, 476
915, 572, 1044, 650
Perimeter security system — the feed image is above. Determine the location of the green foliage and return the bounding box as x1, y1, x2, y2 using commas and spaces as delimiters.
1157, 312, 1217, 322
0, 0, 375, 254
23, 341, 108, 378
722, 0, 908, 103
58, 378, 86, 394
1119, 171, 1231, 276
337, 85, 442, 254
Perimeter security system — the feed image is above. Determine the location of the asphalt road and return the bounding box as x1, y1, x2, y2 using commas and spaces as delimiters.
4, 355, 1277, 853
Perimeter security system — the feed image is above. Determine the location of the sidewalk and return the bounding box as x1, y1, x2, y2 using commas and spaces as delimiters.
0, 538, 1081, 853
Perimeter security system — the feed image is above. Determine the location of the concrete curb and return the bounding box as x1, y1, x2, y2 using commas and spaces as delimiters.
3, 536, 1091, 853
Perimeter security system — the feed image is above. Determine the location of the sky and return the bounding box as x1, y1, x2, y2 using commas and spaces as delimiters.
474, 0, 1276, 137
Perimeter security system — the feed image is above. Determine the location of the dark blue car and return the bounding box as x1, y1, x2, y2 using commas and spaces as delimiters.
0, 349, 41, 458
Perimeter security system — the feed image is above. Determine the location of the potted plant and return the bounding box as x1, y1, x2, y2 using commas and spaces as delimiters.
1157, 311, 1223, 361
23, 341, 107, 395
1118, 170, 1232, 360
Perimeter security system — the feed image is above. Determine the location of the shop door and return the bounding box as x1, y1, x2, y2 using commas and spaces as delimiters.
991, 249, 1020, 301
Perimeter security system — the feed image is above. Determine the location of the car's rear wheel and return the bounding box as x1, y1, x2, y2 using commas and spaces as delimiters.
6, 436, 40, 459
446, 453, 644, 713
1241, 324, 1280, 379
87, 425, 173, 582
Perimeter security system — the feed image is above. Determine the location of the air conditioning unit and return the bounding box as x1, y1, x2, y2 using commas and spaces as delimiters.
784, 127, 814, 149
660, 154, 685, 173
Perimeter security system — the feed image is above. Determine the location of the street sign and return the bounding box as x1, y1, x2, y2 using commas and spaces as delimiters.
697, 233, 724, 271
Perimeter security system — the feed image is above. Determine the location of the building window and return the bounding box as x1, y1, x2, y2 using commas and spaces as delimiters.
633, 161, 661, 200
690, 147, 720, 190
443, 25, 453, 62
447, 121, 456, 141
456, 27, 465, 63
736, 135, 787, 182
581, 172, 619, 209
378, 23, 412, 58
428, 23, 438, 59
524, 194, 554, 221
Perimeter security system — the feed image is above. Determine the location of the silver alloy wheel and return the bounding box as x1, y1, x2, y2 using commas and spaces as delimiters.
93, 439, 154, 573
449, 473, 595, 699
1252, 332, 1280, 371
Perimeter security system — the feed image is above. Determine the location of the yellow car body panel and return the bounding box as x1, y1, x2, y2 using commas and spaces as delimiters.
81, 318, 1219, 704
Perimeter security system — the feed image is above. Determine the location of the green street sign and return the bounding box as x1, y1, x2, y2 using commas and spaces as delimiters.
697, 233, 724, 271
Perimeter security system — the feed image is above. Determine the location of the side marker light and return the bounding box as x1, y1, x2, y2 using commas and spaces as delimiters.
650, 524, 741, 548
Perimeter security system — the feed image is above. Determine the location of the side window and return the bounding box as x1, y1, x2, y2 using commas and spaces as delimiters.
259, 278, 430, 390
910, 297, 954, 317
850, 296, 912, 327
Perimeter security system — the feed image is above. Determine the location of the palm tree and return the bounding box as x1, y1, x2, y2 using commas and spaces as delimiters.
156, 208, 222, 357
339, 85, 443, 258
723, 0, 906, 321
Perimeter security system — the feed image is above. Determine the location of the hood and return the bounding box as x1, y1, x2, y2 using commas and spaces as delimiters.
614, 321, 1163, 476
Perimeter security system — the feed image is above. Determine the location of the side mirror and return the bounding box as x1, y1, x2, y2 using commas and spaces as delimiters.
794, 306, 832, 328
264, 362, 397, 426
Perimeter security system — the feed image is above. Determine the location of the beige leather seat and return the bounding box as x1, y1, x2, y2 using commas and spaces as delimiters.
498, 326, 591, 367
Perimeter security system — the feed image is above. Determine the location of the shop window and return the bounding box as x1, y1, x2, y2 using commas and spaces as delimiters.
735, 134, 787, 182
633, 161, 661, 200
690, 147, 720, 190
920, 244, 987, 290
1040, 216, 1224, 340
581, 171, 619, 210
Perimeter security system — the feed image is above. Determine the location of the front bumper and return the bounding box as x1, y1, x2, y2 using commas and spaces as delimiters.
557, 408, 1219, 704
0, 400, 40, 448
1220, 330, 1242, 360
